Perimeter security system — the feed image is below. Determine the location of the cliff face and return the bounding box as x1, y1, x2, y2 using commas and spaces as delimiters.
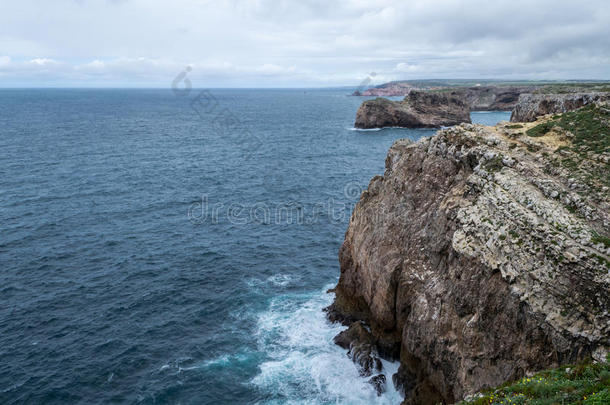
331, 104, 610, 404
356, 85, 536, 111
355, 91, 471, 129
460, 86, 536, 111
510, 93, 610, 122
356, 81, 415, 97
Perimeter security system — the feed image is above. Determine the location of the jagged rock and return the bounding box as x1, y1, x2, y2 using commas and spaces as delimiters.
454, 86, 536, 110
333, 321, 374, 349
368, 374, 387, 396
330, 106, 610, 404
354, 91, 471, 129
355, 84, 536, 111
351, 344, 383, 377
334, 321, 383, 377
510, 92, 610, 122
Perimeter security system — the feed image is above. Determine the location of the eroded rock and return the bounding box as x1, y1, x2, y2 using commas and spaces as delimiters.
354, 91, 471, 129
330, 105, 610, 404
510, 92, 610, 122
334, 321, 383, 377
368, 374, 387, 396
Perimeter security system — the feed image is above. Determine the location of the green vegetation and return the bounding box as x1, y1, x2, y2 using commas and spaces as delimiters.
555, 104, 610, 188
527, 144, 541, 153
460, 359, 610, 405
533, 82, 610, 94
526, 121, 555, 137
591, 232, 610, 249
506, 124, 524, 129
555, 104, 610, 155
484, 155, 505, 172
594, 254, 610, 269
530, 104, 609, 189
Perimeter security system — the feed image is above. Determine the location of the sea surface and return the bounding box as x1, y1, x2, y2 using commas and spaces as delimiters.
0, 88, 510, 404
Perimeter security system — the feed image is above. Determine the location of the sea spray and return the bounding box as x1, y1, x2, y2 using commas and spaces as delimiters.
252, 284, 403, 404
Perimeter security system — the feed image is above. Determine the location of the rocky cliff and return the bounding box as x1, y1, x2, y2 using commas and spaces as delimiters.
459, 86, 536, 111
355, 91, 471, 129
355, 81, 415, 97
510, 93, 610, 122
356, 85, 536, 111
329, 103, 610, 404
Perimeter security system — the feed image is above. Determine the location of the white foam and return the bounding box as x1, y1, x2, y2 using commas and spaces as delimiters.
267, 274, 295, 287
252, 284, 403, 404
347, 127, 382, 131
202, 353, 251, 367
347, 126, 439, 132
246, 274, 297, 289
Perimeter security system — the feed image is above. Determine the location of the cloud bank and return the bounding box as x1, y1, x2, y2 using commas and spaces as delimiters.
0, 0, 609, 87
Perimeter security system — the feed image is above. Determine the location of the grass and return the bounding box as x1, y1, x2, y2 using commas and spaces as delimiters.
555, 104, 610, 188
484, 156, 505, 172
593, 254, 610, 269
460, 359, 610, 405
527, 104, 609, 189
532, 83, 610, 94
591, 232, 610, 249
526, 121, 555, 137
506, 124, 524, 129
554, 104, 610, 155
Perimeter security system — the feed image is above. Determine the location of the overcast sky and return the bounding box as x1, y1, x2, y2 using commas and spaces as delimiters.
1, 0, 609, 87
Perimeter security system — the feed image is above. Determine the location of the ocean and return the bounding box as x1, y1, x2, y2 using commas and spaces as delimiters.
0, 88, 511, 404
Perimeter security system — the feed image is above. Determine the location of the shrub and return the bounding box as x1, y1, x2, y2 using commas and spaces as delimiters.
526, 121, 555, 137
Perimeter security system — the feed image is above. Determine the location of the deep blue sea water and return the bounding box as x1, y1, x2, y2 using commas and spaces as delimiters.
0, 88, 510, 404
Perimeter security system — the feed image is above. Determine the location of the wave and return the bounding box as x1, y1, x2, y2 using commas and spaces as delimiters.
252, 284, 403, 404
347, 126, 439, 132
347, 127, 382, 131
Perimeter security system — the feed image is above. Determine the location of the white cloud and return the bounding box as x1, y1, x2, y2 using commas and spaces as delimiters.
0, 0, 608, 86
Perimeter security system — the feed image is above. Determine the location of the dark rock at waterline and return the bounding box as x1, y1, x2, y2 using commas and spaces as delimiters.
333, 321, 383, 377
368, 374, 387, 396
333, 321, 374, 349
392, 364, 416, 397
354, 90, 471, 129
324, 302, 357, 326
350, 342, 383, 377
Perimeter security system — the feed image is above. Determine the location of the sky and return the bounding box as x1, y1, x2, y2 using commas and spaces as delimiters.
0, 0, 609, 87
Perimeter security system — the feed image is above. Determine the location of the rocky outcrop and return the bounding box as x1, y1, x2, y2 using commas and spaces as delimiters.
510, 92, 610, 122
333, 321, 383, 377
355, 91, 471, 129
459, 86, 536, 111
356, 85, 536, 111
356, 81, 415, 97
330, 104, 610, 404
333, 321, 388, 395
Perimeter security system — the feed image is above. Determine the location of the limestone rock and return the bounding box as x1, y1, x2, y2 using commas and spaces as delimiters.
330, 106, 610, 404
354, 91, 471, 129
355, 84, 536, 111
510, 92, 610, 122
